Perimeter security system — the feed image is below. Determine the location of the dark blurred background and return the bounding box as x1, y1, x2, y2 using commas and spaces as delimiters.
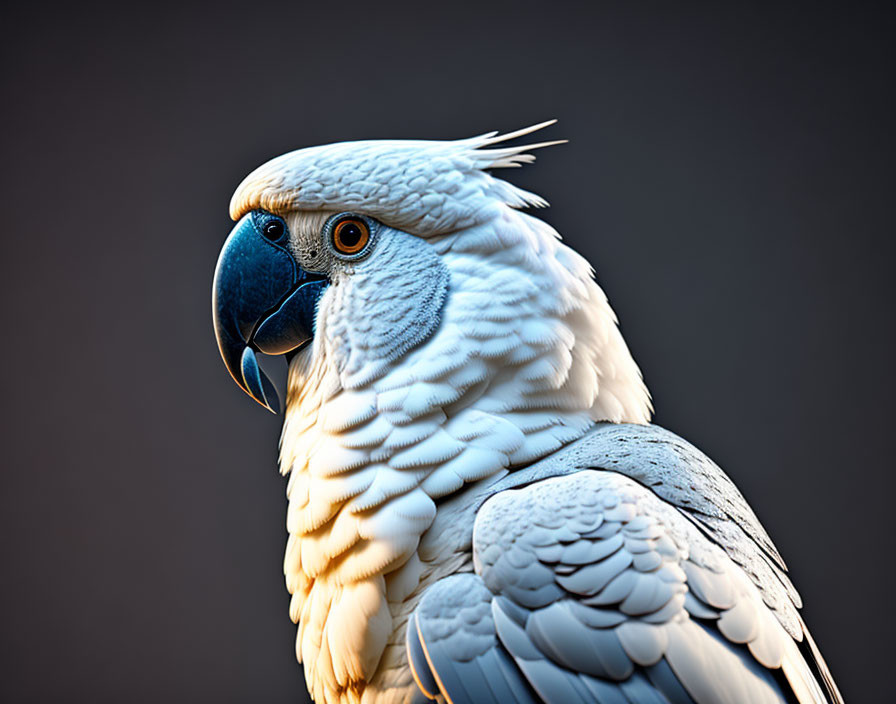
1, 1, 893, 701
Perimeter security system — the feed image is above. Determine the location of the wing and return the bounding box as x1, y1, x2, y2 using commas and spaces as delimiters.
409, 470, 833, 704
407, 573, 540, 704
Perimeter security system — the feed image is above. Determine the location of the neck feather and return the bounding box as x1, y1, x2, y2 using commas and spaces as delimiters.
278, 206, 651, 703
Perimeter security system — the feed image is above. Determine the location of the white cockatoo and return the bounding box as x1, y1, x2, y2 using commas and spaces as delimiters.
212, 123, 842, 704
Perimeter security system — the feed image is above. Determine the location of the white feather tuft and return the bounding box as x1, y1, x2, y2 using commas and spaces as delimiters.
477, 119, 559, 145
469, 120, 567, 169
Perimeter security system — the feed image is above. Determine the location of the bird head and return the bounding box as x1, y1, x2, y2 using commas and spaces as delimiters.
212, 204, 449, 413
213, 121, 650, 437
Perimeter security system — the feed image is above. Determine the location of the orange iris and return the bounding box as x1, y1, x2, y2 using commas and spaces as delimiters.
332, 218, 370, 255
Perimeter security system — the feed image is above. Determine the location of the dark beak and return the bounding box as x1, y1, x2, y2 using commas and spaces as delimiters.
212, 214, 328, 413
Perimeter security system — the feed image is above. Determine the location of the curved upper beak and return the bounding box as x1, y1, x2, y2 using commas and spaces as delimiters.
212, 214, 328, 413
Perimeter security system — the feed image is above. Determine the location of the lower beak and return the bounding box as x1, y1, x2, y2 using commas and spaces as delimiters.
212, 214, 328, 413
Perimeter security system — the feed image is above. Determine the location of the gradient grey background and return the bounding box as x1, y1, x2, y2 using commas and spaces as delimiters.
1, 1, 893, 702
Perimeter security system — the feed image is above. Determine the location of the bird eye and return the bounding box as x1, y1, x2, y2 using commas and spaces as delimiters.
261, 219, 286, 241
331, 217, 370, 255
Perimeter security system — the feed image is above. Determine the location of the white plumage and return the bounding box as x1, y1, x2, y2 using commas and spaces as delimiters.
217, 123, 840, 704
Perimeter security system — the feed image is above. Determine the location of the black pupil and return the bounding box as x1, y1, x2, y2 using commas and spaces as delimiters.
339, 223, 362, 248
263, 220, 284, 240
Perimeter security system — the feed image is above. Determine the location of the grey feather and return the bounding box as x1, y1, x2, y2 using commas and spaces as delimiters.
410, 574, 539, 704
632, 550, 663, 571
578, 674, 633, 704
683, 562, 737, 610
616, 621, 668, 666
646, 659, 697, 704
683, 592, 720, 621
568, 600, 628, 629
641, 593, 686, 624
617, 672, 675, 704
584, 567, 638, 606
619, 572, 676, 616
492, 597, 544, 661
478, 648, 541, 704
557, 550, 632, 596
527, 603, 633, 680
513, 656, 592, 704
561, 534, 624, 565
411, 423, 840, 704
503, 581, 566, 609
406, 615, 439, 699
717, 599, 761, 643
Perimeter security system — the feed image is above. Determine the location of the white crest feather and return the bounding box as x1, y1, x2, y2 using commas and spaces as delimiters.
469, 119, 568, 169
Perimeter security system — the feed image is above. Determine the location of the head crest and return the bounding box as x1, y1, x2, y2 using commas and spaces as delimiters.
229, 121, 566, 236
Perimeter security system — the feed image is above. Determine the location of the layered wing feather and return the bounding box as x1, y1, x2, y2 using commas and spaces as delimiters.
407, 574, 539, 704
410, 469, 833, 704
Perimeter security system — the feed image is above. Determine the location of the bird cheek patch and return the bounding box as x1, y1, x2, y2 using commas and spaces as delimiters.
322, 230, 449, 385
